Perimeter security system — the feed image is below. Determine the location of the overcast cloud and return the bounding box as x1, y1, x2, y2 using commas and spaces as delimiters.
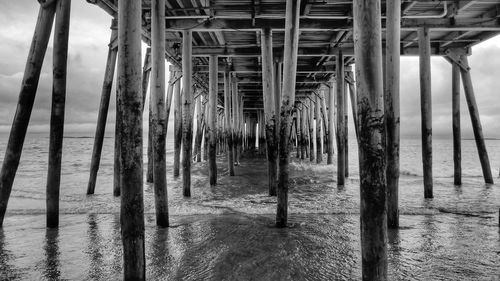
1, 0, 500, 139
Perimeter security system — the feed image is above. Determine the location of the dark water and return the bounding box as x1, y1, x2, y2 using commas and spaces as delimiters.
0, 135, 499, 280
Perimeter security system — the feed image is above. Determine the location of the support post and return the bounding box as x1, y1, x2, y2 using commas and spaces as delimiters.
114, 88, 121, 197
418, 27, 433, 198
451, 63, 461, 185
316, 93, 323, 163
46, 0, 71, 228
261, 28, 278, 196
276, 0, 301, 228
327, 83, 335, 164
336, 51, 345, 186
208, 55, 218, 186
386, 0, 401, 229
0, 3, 56, 226
182, 30, 194, 195
344, 81, 349, 177
173, 77, 182, 177
194, 93, 204, 162
87, 20, 117, 195
232, 77, 240, 164
460, 56, 494, 184
354, 1, 388, 279
224, 68, 235, 176
117, 0, 145, 278
151, 0, 168, 227
309, 98, 315, 162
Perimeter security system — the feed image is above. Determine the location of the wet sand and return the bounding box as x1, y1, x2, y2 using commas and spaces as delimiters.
0, 154, 499, 280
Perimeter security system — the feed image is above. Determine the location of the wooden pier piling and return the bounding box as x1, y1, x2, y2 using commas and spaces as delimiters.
224, 68, 235, 176
208, 55, 218, 186
336, 50, 345, 186
308, 98, 315, 162
151, 0, 168, 227
173, 73, 183, 177
87, 20, 117, 195
316, 93, 323, 163
354, 1, 388, 279
385, 0, 401, 229
117, 0, 145, 278
452, 63, 461, 185
182, 30, 194, 195
0, 2, 56, 226
261, 28, 278, 196
276, 0, 300, 228
459, 56, 494, 184
46, 0, 71, 228
327, 83, 335, 164
419, 27, 433, 198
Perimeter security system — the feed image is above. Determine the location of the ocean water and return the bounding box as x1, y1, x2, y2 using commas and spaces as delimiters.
0, 133, 499, 280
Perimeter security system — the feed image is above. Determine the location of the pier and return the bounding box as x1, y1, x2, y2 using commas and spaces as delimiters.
1, 1, 499, 280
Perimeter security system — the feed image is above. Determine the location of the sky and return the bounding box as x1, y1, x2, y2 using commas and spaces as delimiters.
1, 0, 500, 139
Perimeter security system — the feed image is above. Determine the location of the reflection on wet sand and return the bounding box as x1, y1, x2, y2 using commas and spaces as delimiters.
43, 229, 60, 280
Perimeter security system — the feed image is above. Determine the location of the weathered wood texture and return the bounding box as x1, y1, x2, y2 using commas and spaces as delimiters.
173, 75, 182, 178
151, 0, 168, 227
87, 21, 117, 195
419, 27, 433, 198
327, 83, 335, 164
117, 0, 145, 279
316, 93, 323, 163
276, 0, 301, 228
460, 56, 494, 184
143, 49, 153, 184
354, 1, 388, 280
224, 69, 235, 176
208, 55, 218, 186
385, 0, 401, 229
261, 28, 278, 196
452, 63, 461, 185
0, 3, 56, 226
47, 0, 71, 228
336, 51, 345, 186
194, 94, 204, 162
308, 99, 315, 162
182, 30, 194, 195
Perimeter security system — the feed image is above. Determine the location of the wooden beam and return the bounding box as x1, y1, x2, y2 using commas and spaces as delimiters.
208, 55, 218, 186
419, 26, 433, 199
151, 0, 169, 227
117, 0, 145, 278
452, 62, 462, 185
336, 50, 345, 186
88, 20, 118, 195
182, 30, 194, 195
276, 0, 301, 228
385, 0, 401, 229
354, 1, 387, 279
165, 17, 500, 31
459, 56, 494, 184
47, 0, 71, 228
